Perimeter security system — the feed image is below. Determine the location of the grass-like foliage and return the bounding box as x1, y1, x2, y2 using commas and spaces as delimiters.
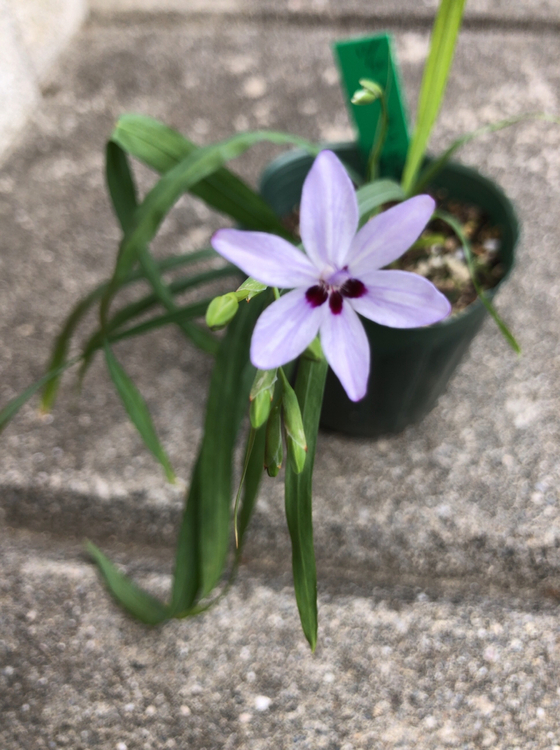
2, 0, 558, 646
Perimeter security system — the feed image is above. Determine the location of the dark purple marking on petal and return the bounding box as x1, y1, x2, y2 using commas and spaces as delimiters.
329, 291, 343, 315
305, 284, 328, 308
340, 278, 366, 299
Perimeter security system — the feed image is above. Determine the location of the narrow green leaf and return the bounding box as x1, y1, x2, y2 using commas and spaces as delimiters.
171, 428, 266, 620
103, 344, 176, 482
107, 300, 214, 346
102, 129, 319, 327
106, 140, 138, 233
110, 266, 234, 337
412, 112, 560, 195
40, 248, 220, 413
168, 293, 267, 614
233, 428, 257, 547
48, 133, 153, 403
40, 289, 106, 413
356, 179, 405, 226
3, 303, 213, 439
78, 299, 214, 391
284, 356, 328, 651
435, 209, 521, 353
137, 244, 218, 354
108, 141, 219, 354
112, 114, 193, 173
0, 357, 80, 435
86, 541, 169, 625
41, 248, 217, 412
113, 114, 303, 239
80, 298, 214, 391
172, 314, 276, 617
195, 295, 266, 597
80, 299, 213, 382
169, 459, 201, 617
81, 267, 234, 369
401, 0, 467, 194
236, 425, 266, 548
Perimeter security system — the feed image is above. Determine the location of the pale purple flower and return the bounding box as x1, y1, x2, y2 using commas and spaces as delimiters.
211, 150, 451, 402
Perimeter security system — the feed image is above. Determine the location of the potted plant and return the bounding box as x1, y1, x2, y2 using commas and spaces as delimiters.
0, 0, 556, 649
259, 145, 519, 437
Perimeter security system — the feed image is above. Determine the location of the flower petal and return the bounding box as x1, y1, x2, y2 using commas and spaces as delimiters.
348, 195, 435, 274
349, 270, 452, 328
212, 228, 318, 288
320, 301, 370, 402
299, 150, 359, 270
250, 288, 326, 369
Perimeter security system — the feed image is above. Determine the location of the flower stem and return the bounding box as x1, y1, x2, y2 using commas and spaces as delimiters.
367, 93, 389, 182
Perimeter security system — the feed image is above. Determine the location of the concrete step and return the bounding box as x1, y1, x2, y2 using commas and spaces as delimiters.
88, 0, 560, 29
1, 20, 560, 585
1, 526, 559, 749
1, 16, 560, 749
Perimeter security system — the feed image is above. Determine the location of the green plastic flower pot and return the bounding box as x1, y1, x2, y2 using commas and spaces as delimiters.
259, 144, 519, 438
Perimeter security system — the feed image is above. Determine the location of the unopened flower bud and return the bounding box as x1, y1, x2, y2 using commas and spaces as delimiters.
205, 292, 239, 330
351, 78, 383, 105
236, 277, 268, 301
264, 402, 283, 477
281, 379, 307, 475
249, 368, 277, 429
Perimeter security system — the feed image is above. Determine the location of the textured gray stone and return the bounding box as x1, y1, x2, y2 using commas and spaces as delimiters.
89, 0, 560, 25
0, 0, 86, 162
10, 0, 87, 81
1, 529, 559, 750
0, 0, 40, 158
1, 15, 560, 749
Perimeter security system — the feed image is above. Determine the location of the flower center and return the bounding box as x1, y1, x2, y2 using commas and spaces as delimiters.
305, 278, 366, 315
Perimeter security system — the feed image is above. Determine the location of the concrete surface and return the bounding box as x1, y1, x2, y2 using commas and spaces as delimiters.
0, 0, 86, 159
10, 0, 87, 80
1, 10, 560, 750
89, 0, 560, 26
0, 0, 41, 159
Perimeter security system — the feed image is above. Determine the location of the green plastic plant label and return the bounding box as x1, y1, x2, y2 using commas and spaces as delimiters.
334, 33, 409, 171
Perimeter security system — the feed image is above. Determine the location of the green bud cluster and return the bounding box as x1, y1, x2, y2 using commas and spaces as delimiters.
279, 370, 307, 475
351, 78, 384, 105
249, 368, 278, 429
249, 366, 308, 478
264, 402, 283, 477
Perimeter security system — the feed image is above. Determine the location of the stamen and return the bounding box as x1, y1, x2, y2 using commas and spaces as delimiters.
340, 278, 366, 298
329, 291, 343, 314
306, 284, 328, 308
